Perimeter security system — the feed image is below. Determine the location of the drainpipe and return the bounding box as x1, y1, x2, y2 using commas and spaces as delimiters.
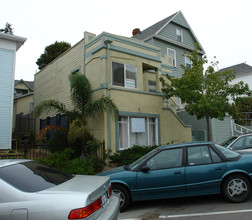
104, 39, 113, 149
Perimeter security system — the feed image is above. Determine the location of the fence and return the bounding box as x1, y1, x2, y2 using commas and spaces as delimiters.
0, 141, 106, 161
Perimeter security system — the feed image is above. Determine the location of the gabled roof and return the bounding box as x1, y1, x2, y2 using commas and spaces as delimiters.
132, 11, 205, 53
219, 63, 252, 77
15, 79, 34, 91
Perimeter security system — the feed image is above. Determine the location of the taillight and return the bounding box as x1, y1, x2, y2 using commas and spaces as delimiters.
68, 197, 102, 219
68, 185, 112, 219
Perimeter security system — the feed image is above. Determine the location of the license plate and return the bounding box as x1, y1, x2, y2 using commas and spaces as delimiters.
101, 193, 108, 207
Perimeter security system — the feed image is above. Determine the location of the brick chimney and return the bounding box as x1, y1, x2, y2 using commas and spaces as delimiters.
132, 28, 140, 36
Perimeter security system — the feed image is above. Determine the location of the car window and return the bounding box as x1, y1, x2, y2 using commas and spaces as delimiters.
244, 136, 252, 149
221, 136, 237, 147
187, 145, 211, 166
147, 148, 183, 170
209, 148, 222, 163
215, 144, 240, 159
0, 161, 73, 192
231, 137, 244, 150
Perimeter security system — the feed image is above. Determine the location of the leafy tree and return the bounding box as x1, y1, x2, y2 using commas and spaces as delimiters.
0, 22, 14, 35
34, 74, 119, 154
36, 41, 71, 70
160, 45, 251, 141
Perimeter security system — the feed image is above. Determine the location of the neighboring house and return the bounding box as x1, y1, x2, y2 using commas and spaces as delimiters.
0, 32, 26, 150
178, 63, 252, 144
132, 11, 205, 79
34, 31, 192, 153
13, 79, 34, 137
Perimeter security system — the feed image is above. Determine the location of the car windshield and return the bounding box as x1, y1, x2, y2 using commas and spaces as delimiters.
215, 144, 240, 159
0, 161, 73, 192
221, 136, 237, 147
128, 148, 160, 170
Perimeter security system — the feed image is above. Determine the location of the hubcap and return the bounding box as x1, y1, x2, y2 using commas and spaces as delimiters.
227, 178, 247, 197
113, 189, 125, 207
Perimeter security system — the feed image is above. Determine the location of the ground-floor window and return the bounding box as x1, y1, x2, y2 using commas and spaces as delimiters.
118, 116, 158, 150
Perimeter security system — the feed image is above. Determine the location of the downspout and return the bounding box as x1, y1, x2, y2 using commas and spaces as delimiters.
104, 39, 113, 149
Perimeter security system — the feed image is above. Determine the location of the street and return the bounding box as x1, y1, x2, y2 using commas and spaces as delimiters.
118, 193, 252, 220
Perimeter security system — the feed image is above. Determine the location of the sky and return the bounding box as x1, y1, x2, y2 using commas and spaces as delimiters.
1, 0, 252, 81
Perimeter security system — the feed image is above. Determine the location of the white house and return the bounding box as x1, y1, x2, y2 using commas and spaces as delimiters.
0, 32, 26, 150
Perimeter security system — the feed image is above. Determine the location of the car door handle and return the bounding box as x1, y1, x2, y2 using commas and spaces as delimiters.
174, 171, 182, 175
215, 167, 222, 170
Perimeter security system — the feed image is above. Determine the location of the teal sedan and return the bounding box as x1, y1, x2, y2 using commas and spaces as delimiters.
99, 142, 252, 211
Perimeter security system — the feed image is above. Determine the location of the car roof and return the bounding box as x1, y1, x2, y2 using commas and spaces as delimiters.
160, 141, 213, 150
0, 159, 32, 168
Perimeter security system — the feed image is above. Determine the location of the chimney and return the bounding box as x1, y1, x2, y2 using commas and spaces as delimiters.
132, 28, 140, 36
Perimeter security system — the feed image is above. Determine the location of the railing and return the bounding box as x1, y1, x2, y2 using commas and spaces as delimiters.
233, 122, 252, 135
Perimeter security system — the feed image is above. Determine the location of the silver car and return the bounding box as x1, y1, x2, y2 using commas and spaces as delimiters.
0, 159, 120, 220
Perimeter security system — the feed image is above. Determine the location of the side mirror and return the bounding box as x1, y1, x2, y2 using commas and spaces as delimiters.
140, 165, 150, 172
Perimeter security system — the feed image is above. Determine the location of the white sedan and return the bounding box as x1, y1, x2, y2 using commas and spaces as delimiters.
0, 159, 120, 220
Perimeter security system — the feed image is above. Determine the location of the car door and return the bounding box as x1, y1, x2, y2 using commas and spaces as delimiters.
136, 147, 186, 201
185, 145, 226, 196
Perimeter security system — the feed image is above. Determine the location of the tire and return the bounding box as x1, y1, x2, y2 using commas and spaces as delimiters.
222, 174, 251, 203
112, 184, 131, 212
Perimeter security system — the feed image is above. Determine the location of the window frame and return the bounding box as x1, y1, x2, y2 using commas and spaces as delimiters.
167, 48, 176, 67
112, 62, 137, 89
176, 28, 183, 42
148, 80, 156, 93
185, 56, 192, 68
118, 116, 158, 150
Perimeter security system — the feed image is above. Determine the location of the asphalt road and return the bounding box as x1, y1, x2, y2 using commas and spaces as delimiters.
118, 193, 252, 220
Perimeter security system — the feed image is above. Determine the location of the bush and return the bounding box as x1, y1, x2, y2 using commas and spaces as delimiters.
38, 148, 95, 175
109, 145, 159, 167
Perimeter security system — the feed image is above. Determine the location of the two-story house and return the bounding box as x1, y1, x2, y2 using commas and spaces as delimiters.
132, 11, 205, 79
0, 32, 26, 150
34, 31, 192, 153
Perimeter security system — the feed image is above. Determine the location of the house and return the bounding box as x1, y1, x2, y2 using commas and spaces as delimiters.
0, 32, 26, 150
34, 31, 192, 153
132, 11, 205, 79
13, 79, 34, 139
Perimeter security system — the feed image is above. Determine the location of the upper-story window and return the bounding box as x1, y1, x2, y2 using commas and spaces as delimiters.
112, 62, 137, 88
167, 48, 176, 67
185, 56, 192, 68
176, 28, 183, 42
148, 80, 156, 93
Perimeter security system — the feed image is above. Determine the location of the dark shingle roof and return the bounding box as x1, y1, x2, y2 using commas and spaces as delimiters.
132, 12, 179, 41
15, 79, 34, 90
219, 63, 252, 77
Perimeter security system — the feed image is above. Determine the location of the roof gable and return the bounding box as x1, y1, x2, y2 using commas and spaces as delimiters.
15, 79, 34, 91
219, 63, 252, 77
132, 11, 205, 53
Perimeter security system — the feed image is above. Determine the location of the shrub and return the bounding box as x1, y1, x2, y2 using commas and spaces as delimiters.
109, 145, 159, 167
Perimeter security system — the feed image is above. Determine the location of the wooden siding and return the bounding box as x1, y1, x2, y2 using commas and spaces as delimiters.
0, 49, 14, 149
34, 40, 84, 132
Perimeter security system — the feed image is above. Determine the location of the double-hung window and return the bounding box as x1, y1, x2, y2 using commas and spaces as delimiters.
185, 56, 192, 68
118, 116, 158, 150
167, 48, 176, 67
112, 62, 137, 88
176, 28, 183, 42
148, 80, 156, 93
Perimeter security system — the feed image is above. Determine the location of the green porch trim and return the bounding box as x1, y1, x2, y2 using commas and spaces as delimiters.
116, 111, 161, 152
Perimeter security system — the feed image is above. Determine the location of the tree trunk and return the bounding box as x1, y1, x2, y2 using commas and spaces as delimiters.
206, 115, 212, 141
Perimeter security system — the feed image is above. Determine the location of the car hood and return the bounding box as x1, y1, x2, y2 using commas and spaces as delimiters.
98, 166, 126, 176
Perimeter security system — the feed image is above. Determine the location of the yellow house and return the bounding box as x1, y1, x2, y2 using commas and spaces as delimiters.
34, 32, 191, 152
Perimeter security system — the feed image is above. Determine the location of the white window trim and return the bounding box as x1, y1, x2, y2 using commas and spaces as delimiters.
167, 48, 176, 67
119, 116, 158, 150
176, 27, 183, 42
185, 56, 192, 68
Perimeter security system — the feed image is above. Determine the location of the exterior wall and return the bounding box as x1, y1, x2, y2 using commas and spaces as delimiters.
231, 73, 252, 90
0, 33, 26, 149
14, 94, 33, 115
34, 40, 84, 133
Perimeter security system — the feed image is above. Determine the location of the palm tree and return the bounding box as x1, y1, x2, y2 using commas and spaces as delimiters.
34, 74, 119, 154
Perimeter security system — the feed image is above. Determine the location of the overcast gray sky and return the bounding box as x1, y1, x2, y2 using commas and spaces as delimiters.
1, 0, 252, 81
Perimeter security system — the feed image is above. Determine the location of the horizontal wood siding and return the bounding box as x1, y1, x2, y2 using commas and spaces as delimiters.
0, 49, 14, 149
211, 117, 232, 144
34, 40, 84, 121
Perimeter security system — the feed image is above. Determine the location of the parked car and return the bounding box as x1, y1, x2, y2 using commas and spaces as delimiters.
221, 133, 252, 152
0, 159, 120, 220
99, 142, 252, 211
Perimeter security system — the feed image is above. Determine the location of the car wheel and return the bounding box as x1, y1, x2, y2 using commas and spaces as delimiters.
112, 184, 131, 212
222, 174, 251, 202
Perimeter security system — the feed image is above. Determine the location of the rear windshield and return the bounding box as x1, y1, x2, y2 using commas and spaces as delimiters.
0, 161, 73, 192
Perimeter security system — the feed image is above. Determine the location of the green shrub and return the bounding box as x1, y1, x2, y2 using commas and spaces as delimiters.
38, 148, 95, 175
109, 145, 159, 166
46, 129, 68, 153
